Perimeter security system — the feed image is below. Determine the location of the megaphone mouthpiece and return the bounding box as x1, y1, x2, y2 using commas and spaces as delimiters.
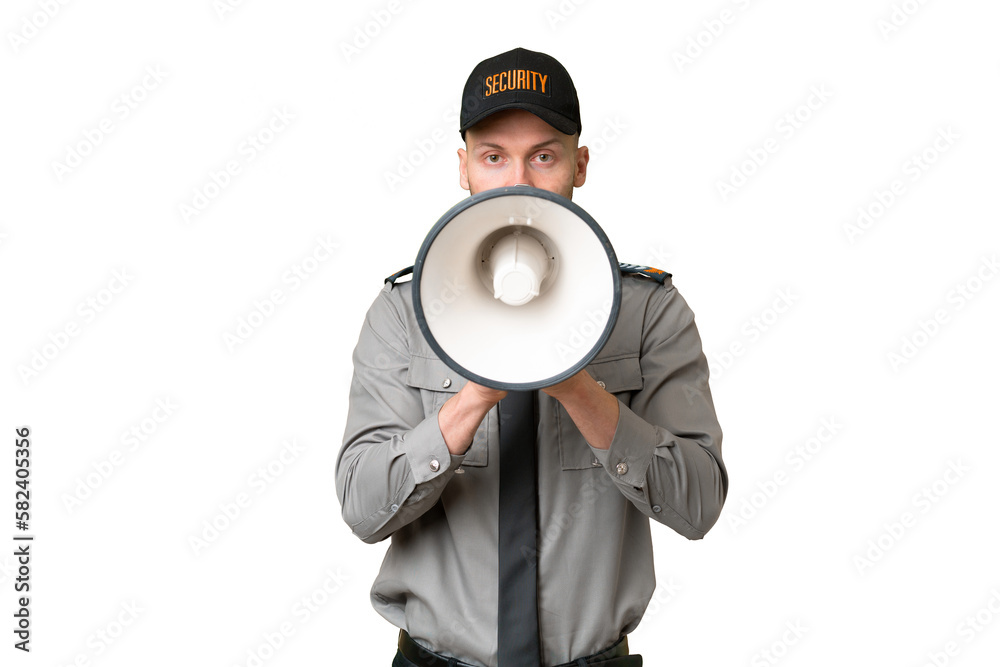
490, 230, 551, 306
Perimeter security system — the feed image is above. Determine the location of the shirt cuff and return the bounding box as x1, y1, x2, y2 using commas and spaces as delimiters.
590, 402, 659, 488
403, 408, 462, 484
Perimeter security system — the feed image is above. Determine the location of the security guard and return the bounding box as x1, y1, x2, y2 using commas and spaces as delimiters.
337, 47, 727, 667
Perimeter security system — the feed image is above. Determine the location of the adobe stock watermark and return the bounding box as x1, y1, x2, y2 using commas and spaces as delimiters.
877, 0, 933, 41
421, 276, 467, 325
16, 268, 134, 386
853, 459, 970, 575
188, 438, 305, 556
680, 286, 797, 409
751, 620, 808, 667
51, 65, 168, 183
672, 0, 758, 73
232, 566, 350, 667
339, 0, 409, 63
7, 0, 73, 54
643, 578, 682, 618
716, 85, 833, 202
585, 116, 628, 158
554, 298, 614, 363
56, 600, 144, 665
843, 126, 958, 244
384, 102, 458, 192
726, 417, 843, 533
431, 618, 476, 663
886, 254, 997, 372
707, 287, 798, 382
61, 398, 179, 514
213, 0, 251, 20
223, 234, 339, 351
360, 351, 395, 388
384, 108, 626, 192
916, 588, 1000, 667
640, 243, 673, 273
543, 0, 591, 30
178, 106, 295, 223
536, 474, 611, 556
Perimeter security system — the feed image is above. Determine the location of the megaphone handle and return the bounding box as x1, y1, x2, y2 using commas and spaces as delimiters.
384, 266, 414, 285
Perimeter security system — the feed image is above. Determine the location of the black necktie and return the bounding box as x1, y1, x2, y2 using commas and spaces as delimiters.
497, 390, 541, 666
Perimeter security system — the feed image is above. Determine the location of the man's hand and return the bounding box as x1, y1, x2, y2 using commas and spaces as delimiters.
438, 382, 507, 456
541, 370, 619, 450
438, 371, 620, 456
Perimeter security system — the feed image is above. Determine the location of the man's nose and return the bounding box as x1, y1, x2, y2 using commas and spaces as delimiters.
506, 161, 533, 188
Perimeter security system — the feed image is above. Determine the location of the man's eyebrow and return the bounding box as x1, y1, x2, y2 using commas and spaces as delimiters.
473, 139, 563, 152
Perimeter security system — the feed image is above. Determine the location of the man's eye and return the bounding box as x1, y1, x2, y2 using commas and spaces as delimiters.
536, 153, 552, 162
486, 154, 501, 163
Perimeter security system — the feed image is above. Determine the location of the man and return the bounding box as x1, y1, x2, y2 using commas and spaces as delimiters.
337, 47, 727, 667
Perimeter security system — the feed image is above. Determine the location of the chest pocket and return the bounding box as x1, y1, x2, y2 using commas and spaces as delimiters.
557, 356, 643, 470
405, 355, 490, 467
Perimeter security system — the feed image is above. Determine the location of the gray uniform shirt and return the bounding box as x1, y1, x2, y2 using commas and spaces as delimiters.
337, 271, 727, 667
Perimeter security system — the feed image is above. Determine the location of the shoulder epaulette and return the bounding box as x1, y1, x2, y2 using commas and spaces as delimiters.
619, 263, 671, 284
384, 266, 414, 285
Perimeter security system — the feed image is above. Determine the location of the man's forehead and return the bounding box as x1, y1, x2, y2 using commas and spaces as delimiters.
465, 109, 575, 148
470, 138, 564, 152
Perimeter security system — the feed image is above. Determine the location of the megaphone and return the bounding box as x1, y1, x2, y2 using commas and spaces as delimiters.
413, 186, 621, 391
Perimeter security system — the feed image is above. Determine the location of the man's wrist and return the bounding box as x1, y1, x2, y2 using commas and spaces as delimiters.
544, 371, 620, 450
438, 383, 504, 455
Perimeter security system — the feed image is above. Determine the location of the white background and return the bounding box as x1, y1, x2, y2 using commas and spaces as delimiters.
3, 1, 999, 665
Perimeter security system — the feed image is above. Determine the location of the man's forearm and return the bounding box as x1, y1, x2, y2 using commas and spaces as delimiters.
543, 370, 620, 449
438, 382, 506, 455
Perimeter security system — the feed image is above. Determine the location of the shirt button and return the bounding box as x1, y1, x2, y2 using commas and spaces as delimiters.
429, 459, 440, 472
454, 467, 465, 474
652, 505, 661, 513
390, 504, 399, 512
597, 380, 606, 389
591, 458, 601, 467
442, 378, 452, 388
616, 461, 629, 476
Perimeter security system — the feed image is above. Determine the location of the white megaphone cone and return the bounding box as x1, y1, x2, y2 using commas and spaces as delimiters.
412, 186, 621, 391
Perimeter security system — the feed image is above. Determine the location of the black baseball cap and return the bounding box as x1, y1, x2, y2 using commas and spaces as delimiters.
459, 47, 581, 139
